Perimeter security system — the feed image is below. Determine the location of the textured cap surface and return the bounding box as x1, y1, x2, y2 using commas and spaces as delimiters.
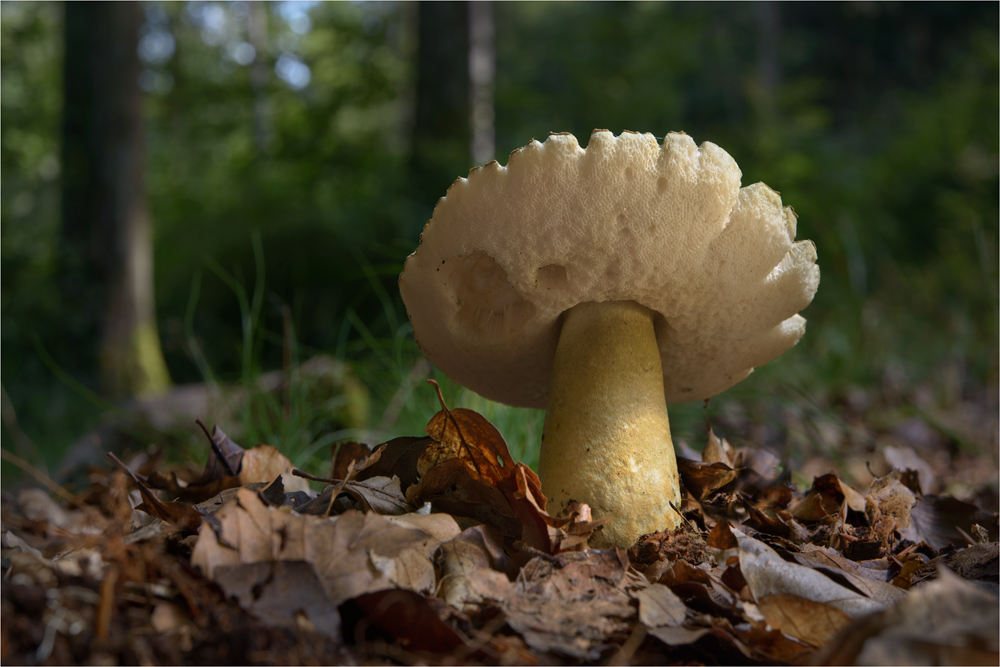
399, 130, 820, 408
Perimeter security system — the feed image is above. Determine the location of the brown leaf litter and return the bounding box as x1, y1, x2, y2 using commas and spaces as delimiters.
2, 383, 998, 665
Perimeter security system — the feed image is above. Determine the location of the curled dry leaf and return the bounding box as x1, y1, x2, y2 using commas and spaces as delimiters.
330, 436, 433, 496
197, 419, 244, 478
295, 475, 412, 516
107, 453, 207, 531
882, 445, 934, 494
329, 441, 373, 480
239, 445, 312, 494
406, 381, 600, 554
420, 382, 516, 476
788, 548, 908, 607
707, 517, 740, 552
549, 501, 606, 552
436, 524, 514, 611
788, 473, 865, 523
145, 422, 309, 502
811, 567, 1000, 665
191, 488, 456, 611
742, 499, 812, 543
903, 493, 1000, 551
357, 437, 433, 492
294, 444, 415, 516
701, 427, 736, 466
677, 458, 739, 501
436, 535, 494, 612
736, 530, 896, 621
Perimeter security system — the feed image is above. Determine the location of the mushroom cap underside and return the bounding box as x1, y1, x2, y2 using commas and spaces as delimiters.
399, 130, 820, 408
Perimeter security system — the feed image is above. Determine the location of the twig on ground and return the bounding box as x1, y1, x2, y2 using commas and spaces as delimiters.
0, 448, 78, 504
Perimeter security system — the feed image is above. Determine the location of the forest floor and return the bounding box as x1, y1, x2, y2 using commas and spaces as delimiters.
1, 379, 997, 665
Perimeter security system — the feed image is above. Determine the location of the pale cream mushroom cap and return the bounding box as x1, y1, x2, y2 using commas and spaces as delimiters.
399, 130, 820, 409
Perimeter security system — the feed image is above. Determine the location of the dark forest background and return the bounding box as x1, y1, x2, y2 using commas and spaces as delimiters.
2, 2, 997, 481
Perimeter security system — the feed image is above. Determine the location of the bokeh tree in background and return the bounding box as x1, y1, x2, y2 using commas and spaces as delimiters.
411, 1, 470, 198
61, 1, 172, 399
1, 2, 996, 481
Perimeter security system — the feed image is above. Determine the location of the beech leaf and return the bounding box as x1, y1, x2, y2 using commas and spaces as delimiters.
737, 529, 897, 620
191, 488, 451, 606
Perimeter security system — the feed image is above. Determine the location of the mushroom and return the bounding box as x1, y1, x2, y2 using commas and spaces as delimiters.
399, 130, 820, 547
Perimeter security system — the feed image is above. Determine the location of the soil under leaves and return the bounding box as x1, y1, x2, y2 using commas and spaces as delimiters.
2, 382, 998, 665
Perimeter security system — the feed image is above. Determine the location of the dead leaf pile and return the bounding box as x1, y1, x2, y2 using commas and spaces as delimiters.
2, 382, 997, 665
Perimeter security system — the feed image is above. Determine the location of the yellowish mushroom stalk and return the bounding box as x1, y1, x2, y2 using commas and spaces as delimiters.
539, 300, 681, 548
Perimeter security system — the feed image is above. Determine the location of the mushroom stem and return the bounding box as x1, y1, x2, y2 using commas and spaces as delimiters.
539, 300, 681, 547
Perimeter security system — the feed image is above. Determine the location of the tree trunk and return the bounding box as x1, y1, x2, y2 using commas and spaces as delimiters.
248, 2, 272, 153
410, 1, 470, 199
755, 1, 781, 120
60, 1, 171, 398
468, 1, 495, 166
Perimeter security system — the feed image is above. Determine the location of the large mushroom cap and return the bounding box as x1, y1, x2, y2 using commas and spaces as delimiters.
399, 130, 820, 408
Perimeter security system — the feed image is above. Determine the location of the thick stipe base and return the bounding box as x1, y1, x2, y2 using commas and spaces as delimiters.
538, 300, 682, 548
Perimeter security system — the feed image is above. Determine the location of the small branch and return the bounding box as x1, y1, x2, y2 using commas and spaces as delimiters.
0, 448, 77, 504
106, 451, 140, 483
291, 468, 340, 485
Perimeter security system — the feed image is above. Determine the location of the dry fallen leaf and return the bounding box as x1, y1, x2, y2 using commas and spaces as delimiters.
701, 427, 736, 466
635, 583, 687, 628
351, 589, 469, 653
882, 445, 935, 494
436, 537, 493, 612
677, 458, 739, 501
329, 441, 373, 480
942, 541, 999, 583
107, 453, 207, 531
354, 437, 433, 493
755, 592, 850, 648
7, 390, 998, 667
497, 550, 640, 661
812, 567, 1000, 665
788, 473, 865, 522
435, 524, 513, 611
191, 488, 453, 609
903, 493, 1000, 551
788, 547, 908, 608
145, 422, 309, 501
406, 381, 600, 554
213, 560, 342, 639
736, 529, 897, 621
295, 475, 413, 516
238, 445, 312, 494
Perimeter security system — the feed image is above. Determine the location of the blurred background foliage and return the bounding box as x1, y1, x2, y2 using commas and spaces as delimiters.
1, 1, 997, 480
